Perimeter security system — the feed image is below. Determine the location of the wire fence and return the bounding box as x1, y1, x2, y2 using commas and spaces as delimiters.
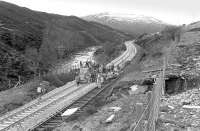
130, 71, 164, 131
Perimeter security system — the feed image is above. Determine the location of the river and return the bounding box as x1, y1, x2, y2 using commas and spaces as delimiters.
52, 47, 99, 75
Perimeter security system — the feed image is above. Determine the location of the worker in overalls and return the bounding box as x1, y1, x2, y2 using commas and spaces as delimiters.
110, 64, 114, 72
90, 69, 96, 82
102, 64, 106, 73
97, 73, 104, 88
80, 61, 83, 68
75, 75, 80, 86
100, 74, 104, 85
99, 64, 103, 73
97, 74, 101, 88
114, 66, 120, 76
37, 83, 47, 101
75, 71, 80, 86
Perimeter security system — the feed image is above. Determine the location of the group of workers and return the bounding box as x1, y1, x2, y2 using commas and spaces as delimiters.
73, 60, 121, 88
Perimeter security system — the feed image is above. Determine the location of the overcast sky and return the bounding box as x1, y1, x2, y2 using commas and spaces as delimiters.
2, 0, 200, 25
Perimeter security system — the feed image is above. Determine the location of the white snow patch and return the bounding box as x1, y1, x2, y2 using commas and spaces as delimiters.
88, 12, 163, 24
183, 105, 200, 109
61, 107, 79, 116
108, 107, 121, 112
130, 85, 139, 92
129, 85, 148, 95
105, 114, 115, 123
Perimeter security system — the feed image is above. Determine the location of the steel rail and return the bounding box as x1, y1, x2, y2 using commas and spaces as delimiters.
0, 40, 137, 131
0, 83, 77, 130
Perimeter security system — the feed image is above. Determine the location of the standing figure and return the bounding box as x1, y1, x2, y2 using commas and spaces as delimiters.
99, 64, 104, 73
97, 74, 101, 88
80, 61, 83, 68
111, 64, 114, 72
97, 73, 104, 88
75, 75, 80, 86
90, 70, 95, 82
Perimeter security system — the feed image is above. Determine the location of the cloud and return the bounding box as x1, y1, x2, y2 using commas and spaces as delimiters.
2, 0, 200, 24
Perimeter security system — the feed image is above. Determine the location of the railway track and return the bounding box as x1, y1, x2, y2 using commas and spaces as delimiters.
0, 41, 136, 131
0, 83, 98, 131
34, 41, 136, 131
34, 78, 120, 131
107, 41, 136, 67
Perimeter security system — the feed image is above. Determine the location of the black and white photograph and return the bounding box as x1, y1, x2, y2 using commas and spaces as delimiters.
0, 0, 199, 130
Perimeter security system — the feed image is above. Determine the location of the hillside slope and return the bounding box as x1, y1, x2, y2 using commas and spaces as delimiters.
83, 12, 167, 37
0, 1, 131, 90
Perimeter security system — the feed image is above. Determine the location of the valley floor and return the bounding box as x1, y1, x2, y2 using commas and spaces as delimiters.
2, 24, 200, 131
0, 44, 124, 117
55, 25, 200, 131
54, 45, 152, 131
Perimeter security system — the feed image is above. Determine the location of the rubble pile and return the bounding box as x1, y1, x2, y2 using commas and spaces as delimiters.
160, 88, 200, 127
171, 43, 200, 77
162, 88, 200, 106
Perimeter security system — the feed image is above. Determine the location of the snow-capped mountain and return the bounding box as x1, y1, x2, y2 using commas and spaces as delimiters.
83, 12, 167, 37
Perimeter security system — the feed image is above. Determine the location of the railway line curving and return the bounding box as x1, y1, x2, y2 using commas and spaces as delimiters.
0, 40, 136, 131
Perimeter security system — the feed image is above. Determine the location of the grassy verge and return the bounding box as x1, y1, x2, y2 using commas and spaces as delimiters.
0, 70, 77, 116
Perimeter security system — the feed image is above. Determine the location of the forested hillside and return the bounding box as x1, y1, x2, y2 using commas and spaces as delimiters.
0, 1, 131, 90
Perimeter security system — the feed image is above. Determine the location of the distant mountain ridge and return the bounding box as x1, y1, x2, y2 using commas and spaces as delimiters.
83, 12, 168, 37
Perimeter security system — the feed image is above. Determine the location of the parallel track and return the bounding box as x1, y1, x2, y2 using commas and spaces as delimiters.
34, 78, 120, 131
0, 41, 136, 131
34, 41, 136, 130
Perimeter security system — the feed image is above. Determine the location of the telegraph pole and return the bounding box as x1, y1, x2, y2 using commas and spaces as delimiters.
162, 56, 166, 95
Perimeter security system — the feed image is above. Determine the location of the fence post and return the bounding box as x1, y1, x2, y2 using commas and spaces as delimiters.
145, 91, 152, 120
162, 56, 166, 95
130, 71, 164, 131
135, 103, 143, 131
